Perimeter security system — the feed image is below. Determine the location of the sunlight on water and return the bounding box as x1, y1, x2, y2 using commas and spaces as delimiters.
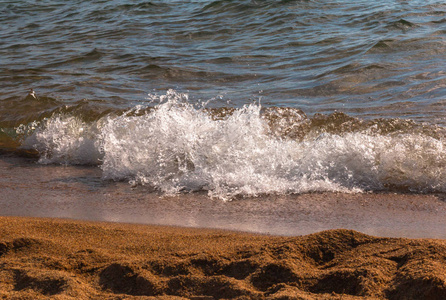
2, 0, 446, 121
19, 90, 446, 199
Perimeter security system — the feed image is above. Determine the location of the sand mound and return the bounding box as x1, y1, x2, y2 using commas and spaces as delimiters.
0, 217, 446, 299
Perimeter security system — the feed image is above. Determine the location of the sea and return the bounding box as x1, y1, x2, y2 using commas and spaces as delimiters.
2, 0, 446, 236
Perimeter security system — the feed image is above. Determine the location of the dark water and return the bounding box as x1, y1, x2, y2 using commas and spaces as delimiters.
2, 0, 446, 199
3, 0, 446, 118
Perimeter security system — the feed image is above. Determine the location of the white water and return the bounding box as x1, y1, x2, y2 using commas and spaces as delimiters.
21, 91, 446, 199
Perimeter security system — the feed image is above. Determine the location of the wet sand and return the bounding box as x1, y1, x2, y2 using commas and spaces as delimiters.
1, 154, 446, 238
1, 216, 446, 299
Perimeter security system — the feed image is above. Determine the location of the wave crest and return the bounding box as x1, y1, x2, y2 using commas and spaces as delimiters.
16, 90, 446, 199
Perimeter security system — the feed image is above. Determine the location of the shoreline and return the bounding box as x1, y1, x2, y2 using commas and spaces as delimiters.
2, 155, 446, 239
1, 216, 446, 299
3, 154, 446, 298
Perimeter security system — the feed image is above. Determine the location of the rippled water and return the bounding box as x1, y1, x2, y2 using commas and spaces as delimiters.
3, 0, 446, 118
2, 0, 446, 198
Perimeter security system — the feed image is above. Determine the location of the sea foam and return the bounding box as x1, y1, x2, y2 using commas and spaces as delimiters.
21, 91, 446, 199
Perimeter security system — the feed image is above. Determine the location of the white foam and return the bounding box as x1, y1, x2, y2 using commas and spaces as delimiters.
20, 90, 446, 199
21, 115, 101, 165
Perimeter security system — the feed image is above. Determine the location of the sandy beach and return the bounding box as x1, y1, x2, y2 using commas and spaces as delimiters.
0, 216, 445, 299
2, 157, 446, 299
4, 0, 446, 298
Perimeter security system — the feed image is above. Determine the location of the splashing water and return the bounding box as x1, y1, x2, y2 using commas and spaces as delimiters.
21, 115, 101, 165
19, 91, 446, 199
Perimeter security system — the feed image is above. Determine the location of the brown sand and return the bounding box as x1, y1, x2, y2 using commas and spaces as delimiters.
1, 217, 446, 299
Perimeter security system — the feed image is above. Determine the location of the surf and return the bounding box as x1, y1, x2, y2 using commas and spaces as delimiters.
9, 90, 445, 199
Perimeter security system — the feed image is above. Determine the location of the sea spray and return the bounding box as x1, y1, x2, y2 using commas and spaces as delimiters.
18, 91, 446, 198
21, 115, 102, 165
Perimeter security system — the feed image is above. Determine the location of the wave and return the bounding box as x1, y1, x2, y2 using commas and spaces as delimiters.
5, 90, 446, 199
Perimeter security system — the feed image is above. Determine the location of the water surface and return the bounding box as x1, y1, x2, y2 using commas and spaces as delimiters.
2, 0, 446, 201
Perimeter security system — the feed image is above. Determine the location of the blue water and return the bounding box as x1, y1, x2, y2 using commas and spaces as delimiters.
2, 0, 446, 121
2, 0, 446, 197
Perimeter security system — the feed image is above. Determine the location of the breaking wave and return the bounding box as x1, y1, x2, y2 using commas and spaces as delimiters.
15, 90, 446, 199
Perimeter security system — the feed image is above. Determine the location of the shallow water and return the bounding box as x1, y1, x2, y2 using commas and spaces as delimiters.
6, 95, 446, 199
2, 0, 446, 120
2, 0, 446, 221
2, 155, 446, 238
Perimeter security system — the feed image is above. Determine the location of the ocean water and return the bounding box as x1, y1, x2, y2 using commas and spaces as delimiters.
2, 0, 446, 200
